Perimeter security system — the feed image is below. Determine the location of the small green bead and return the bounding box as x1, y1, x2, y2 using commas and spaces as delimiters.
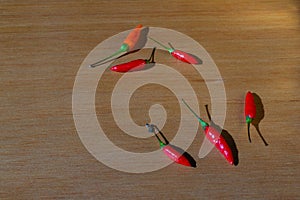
246, 116, 253, 123
199, 119, 208, 130
159, 141, 166, 148
120, 43, 129, 52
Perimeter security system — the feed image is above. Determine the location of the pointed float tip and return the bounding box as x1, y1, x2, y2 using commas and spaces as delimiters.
110, 66, 117, 71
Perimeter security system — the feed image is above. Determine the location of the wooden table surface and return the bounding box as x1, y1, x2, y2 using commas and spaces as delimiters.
1, 1, 299, 199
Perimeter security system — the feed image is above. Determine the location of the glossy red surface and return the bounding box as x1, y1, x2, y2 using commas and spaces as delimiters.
245, 91, 256, 119
171, 50, 198, 64
162, 145, 192, 167
204, 126, 234, 165
110, 59, 146, 72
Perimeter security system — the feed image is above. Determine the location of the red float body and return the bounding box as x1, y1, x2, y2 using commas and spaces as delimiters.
110, 47, 156, 73
110, 59, 146, 72
171, 50, 198, 64
162, 144, 193, 167
245, 91, 256, 120
182, 99, 235, 165
204, 126, 234, 165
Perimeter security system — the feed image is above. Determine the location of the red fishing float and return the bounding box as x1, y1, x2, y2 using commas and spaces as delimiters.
110, 48, 156, 73
145, 123, 196, 168
90, 24, 144, 67
182, 99, 234, 165
244, 91, 256, 143
148, 37, 199, 64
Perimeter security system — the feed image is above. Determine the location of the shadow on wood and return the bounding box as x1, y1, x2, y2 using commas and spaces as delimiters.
186, 52, 203, 65
251, 93, 269, 146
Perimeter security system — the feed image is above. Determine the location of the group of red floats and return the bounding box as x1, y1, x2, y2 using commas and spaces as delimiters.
90, 25, 267, 168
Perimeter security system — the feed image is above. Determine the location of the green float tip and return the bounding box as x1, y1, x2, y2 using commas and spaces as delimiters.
89, 44, 129, 68
181, 99, 208, 129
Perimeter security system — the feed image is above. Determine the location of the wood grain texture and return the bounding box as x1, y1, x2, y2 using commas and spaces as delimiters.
1, 1, 299, 199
